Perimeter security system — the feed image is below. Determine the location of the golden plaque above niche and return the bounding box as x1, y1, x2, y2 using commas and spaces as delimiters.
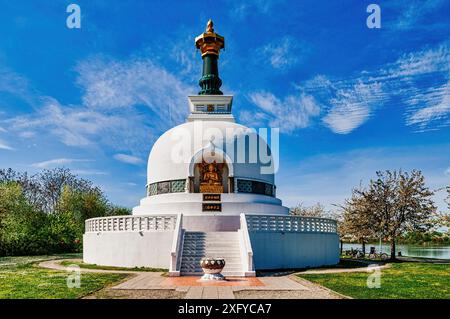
199, 160, 224, 193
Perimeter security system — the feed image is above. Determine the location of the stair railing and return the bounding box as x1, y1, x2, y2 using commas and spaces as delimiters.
169, 213, 183, 276
239, 213, 255, 276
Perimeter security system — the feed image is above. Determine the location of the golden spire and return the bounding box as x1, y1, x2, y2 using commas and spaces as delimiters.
206, 19, 214, 32
195, 19, 225, 57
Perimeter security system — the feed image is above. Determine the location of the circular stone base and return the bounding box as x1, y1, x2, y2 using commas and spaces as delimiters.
199, 273, 225, 281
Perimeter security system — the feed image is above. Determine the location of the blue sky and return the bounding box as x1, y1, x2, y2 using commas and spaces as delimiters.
0, 0, 449, 212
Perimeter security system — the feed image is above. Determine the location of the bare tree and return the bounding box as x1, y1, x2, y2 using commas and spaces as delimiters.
0, 168, 104, 214
338, 188, 375, 255
446, 186, 450, 211
439, 212, 450, 228
290, 202, 327, 217
328, 210, 350, 255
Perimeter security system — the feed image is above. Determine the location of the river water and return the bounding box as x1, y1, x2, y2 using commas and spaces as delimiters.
342, 243, 450, 259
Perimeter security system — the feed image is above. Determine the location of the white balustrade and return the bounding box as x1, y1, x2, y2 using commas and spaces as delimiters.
85, 215, 178, 233
239, 213, 255, 275
245, 214, 337, 233
169, 214, 184, 276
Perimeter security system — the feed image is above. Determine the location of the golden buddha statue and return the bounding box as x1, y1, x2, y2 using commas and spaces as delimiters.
203, 163, 221, 185
199, 161, 223, 193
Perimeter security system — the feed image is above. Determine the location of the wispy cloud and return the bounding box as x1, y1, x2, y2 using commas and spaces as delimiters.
0, 65, 36, 105
246, 91, 321, 132
6, 97, 155, 158
256, 37, 308, 71
113, 153, 143, 165
76, 55, 193, 126
2, 50, 198, 157
247, 42, 450, 134
390, 0, 447, 31
322, 81, 385, 134
405, 81, 450, 129
0, 139, 13, 150
31, 158, 92, 169
394, 45, 450, 131
7, 95, 155, 156
228, 0, 282, 20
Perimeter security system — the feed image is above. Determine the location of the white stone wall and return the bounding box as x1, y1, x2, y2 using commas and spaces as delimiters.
83, 231, 174, 268
249, 232, 340, 269
133, 193, 289, 216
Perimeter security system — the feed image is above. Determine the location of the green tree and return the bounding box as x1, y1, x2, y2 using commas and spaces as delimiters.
0, 183, 48, 255
0, 168, 129, 256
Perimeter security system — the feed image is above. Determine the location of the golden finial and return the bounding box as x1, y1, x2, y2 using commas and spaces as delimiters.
206, 19, 214, 33
195, 19, 225, 57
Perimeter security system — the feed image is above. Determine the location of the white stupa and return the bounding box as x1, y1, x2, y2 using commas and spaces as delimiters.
83, 20, 339, 276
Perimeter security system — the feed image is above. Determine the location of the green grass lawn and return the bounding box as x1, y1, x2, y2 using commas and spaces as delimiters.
59, 260, 168, 273
0, 255, 127, 299
299, 262, 450, 299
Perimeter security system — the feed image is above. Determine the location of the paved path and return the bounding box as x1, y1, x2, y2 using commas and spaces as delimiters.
185, 286, 235, 299
38, 258, 344, 299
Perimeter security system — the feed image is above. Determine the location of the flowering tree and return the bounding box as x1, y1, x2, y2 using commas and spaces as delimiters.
357, 170, 436, 260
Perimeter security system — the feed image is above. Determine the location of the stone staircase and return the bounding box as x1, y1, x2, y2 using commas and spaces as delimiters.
180, 231, 244, 276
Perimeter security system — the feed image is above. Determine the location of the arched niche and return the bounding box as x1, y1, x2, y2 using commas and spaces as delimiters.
187, 145, 234, 193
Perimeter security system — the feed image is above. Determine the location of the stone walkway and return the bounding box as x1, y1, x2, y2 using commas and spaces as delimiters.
39, 259, 345, 299
111, 274, 320, 299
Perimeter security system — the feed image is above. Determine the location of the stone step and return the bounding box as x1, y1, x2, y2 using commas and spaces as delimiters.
184, 236, 239, 239
184, 233, 238, 237
181, 271, 245, 276
182, 246, 241, 251
181, 260, 243, 264
181, 262, 243, 267
183, 241, 240, 244
181, 265, 241, 272
180, 231, 243, 277
181, 257, 242, 262
181, 251, 241, 255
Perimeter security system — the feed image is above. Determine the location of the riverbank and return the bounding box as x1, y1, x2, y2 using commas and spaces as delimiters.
342, 243, 450, 260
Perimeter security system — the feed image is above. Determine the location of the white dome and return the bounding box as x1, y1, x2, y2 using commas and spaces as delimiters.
147, 120, 275, 185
